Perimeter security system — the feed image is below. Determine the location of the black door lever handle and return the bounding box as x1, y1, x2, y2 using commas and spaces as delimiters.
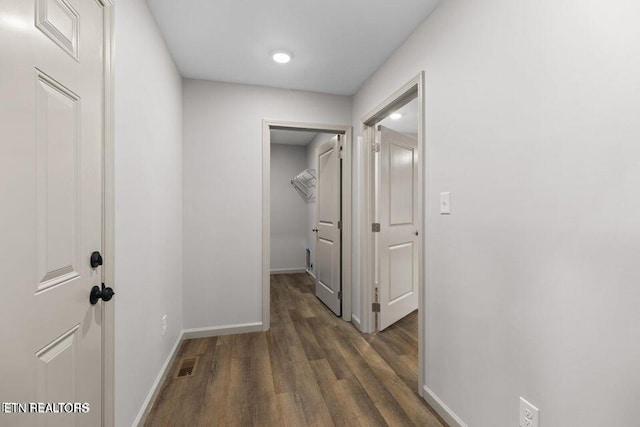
90, 283, 115, 305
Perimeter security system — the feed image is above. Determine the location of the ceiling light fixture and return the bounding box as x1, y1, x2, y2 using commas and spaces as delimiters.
272, 50, 293, 64
390, 112, 402, 120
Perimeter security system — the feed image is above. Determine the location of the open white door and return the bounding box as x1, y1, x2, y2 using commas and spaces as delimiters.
315, 136, 342, 316
377, 126, 419, 330
0, 0, 107, 424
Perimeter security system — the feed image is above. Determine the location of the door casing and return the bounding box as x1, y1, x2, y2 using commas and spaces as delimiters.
102, 1, 116, 425
360, 72, 426, 396
262, 121, 353, 328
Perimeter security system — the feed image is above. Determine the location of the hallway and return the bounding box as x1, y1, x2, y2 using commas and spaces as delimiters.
145, 273, 444, 426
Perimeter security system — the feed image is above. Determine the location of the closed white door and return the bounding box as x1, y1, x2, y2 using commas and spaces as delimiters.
0, 0, 106, 424
377, 126, 419, 330
315, 136, 342, 316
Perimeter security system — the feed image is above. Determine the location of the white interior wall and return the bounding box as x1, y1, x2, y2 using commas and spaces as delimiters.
183, 79, 351, 330
113, 1, 183, 425
353, 0, 640, 426
305, 133, 337, 277
270, 143, 308, 272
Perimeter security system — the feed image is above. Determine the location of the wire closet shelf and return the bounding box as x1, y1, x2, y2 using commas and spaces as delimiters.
290, 168, 316, 202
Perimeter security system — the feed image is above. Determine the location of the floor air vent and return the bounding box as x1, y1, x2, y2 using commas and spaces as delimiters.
175, 356, 199, 379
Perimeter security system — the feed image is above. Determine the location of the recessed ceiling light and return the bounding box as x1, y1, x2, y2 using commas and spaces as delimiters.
390, 112, 402, 120
272, 50, 293, 64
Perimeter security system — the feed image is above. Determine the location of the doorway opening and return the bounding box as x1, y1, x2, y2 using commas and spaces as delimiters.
262, 121, 353, 329
360, 72, 426, 396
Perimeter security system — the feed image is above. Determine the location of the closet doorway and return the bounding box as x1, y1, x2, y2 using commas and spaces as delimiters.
262, 121, 353, 329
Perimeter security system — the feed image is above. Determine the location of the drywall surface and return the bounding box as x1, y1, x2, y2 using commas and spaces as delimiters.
270, 143, 308, 272
183, 79, 351, 329
353, 0, 640, 425
305, 133, 337, 277
114, 0, 183, 425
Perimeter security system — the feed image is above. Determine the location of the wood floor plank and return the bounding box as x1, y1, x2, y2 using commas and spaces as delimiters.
337, 376, 389, 427
224, 357, 253, 427
144, 273, 446, 427
310, 323, 353, 381
293, 318, 327, 361
199, 336, 233, 426
277, 392, 307, 427
332, 329, 415, 427
288, 360, 335, 427
351, 339, 435, 426
369, 336, 419, 391
310, 359, 363, 427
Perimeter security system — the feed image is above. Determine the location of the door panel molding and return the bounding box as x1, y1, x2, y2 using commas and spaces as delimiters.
36, 0, 80, 60
35, 324, 80, 405
35, 69, 82, 294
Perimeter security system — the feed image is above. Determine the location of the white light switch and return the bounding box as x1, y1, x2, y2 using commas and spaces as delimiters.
440, 192, 451, 214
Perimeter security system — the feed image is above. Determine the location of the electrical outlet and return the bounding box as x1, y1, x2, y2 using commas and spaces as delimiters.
162, 314, 167, 336
519, 397, 539, 427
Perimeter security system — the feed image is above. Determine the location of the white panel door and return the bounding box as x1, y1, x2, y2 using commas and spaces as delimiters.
315, 136, 342, 316
377, 126, 419, 330
0, 0, 106, 424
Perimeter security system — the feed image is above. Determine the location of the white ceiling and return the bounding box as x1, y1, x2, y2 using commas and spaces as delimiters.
271, 129, 319, 146
145, 0, 440, 95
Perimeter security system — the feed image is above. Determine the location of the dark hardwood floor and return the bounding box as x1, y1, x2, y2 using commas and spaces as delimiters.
144, 273, 445, 426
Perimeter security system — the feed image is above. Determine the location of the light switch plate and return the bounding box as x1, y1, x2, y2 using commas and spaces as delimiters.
519, 397, 539, 427
440, 192, 451, 214
162, 314, 167, 336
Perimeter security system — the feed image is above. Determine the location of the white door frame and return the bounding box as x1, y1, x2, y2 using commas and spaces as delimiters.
359, 72, 426, 396
262, 121, 353, 328
100, 1, 116, 425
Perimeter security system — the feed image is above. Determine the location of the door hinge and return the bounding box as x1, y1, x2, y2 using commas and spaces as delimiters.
372, 223, 380, 232
338, 291, 343, 300
339, 145, 344, 159
372, 302, 380, 313
372, 142, 381, 153
338, 220, 342, 230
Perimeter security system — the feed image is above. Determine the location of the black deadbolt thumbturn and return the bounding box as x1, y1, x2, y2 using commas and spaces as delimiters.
90, 251, 103, 269
90, 283, 115, 305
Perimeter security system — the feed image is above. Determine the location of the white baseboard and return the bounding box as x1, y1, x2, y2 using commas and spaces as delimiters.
182, 322, 263, 339
133, 330, 184, 427
351, 314, 362, 331
422, 385, 468, 427
270, 268, 307, 275
306, 269, 316, 279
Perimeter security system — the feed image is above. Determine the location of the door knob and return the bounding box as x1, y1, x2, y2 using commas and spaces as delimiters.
90, 283, 115, 305
90, 251, 103, 268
